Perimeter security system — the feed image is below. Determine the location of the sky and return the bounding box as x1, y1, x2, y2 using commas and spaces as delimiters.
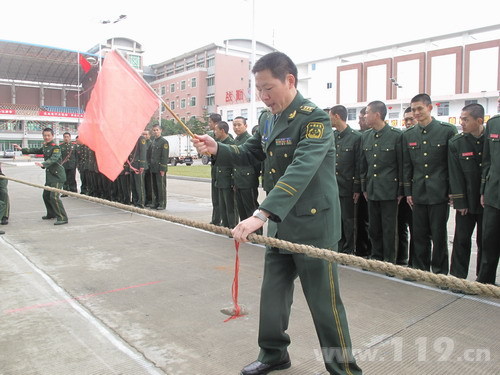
2, 0, 499, 65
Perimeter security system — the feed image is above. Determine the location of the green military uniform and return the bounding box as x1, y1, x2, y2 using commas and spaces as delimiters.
86, 148, 99, 197
76, 143, 88, 195
216, 92, 361, 375
355, 129, 371, 258
360, 125, 403, 263
22, 142, 68, 224
129, 136, 148, 208
59, 140, 77, 192
448, 132, 484, 279
402, 118, 457, 274
144, 137, 154, 207
334, 125, 362, 254
150, 135, 169, 210
208, 130, 221, 225
478, 114, 500, 284
0, 169, 10, 224
233, 131, 261, 226
215, 136, 237, 228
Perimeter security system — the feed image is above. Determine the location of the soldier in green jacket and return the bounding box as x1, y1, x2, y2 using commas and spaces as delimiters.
207, 113, 222, 225
360, 101, 403, 264
143, 130, 154, 207
60, 132, 77, 195
76, 140, 88, 195
150, 125, 169, 210
0, 164, 9, 226
402, 94, 457, 275
478, 96, 500, 284
232, 116, 261, 230
448, 103, 485, 280
193, 52, 361, 375
14, 128, 68, 225
214, 121, 237, 228
129, 135, 148, 208
330, 105, 362, 254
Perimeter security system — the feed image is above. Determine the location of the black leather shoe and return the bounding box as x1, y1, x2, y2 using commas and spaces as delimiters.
54, 220, 68, 226
1, 217, 8, 225
42, 215, 56, 220
60, 194, 68, 197
0, 230, 5, 235
240, 354, 291, 375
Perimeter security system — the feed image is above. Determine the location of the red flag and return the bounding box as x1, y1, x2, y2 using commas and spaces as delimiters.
78, 50, 159, 181
79, 53, 92, 73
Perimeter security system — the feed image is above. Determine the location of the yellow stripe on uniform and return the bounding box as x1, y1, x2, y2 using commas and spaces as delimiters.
328, 262, 354, 375
275, 184, 294, 196
277, 181, 297, 193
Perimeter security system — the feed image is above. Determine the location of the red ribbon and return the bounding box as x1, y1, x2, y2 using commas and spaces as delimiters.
224, 240, 243, 322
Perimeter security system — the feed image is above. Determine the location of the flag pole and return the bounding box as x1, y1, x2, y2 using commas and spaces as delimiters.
112, 50, 196, 139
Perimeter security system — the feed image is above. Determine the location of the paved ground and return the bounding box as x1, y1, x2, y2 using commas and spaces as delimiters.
0, 162, 498, 375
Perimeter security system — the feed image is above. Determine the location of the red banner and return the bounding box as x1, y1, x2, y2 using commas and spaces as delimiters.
0, 109, 16, 115
38, 111, 84, 118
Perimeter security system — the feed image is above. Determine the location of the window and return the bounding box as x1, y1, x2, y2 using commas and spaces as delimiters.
190, 97, 196, 107
347, 108, 357, 121
170, 101, 175, 110
207, 57, 215, 67
465, 99, 478, 106
207, 95, 215, 106
160, 86, 166, 96
227, 110, 234, 121
241, 109, 248, 119
311, 63, 316, 71
170, 83, 175, 93
181, 80, 186, 90
191, 77, 197, 88
161, 104, 166, 112
128, 55, 141, 69
207, 76, 215, 86
180, 99, 186, 109
388, 112, 399, 119
181, 117, 186, 123
326, 82, 333, 89
437, 101, 449, 116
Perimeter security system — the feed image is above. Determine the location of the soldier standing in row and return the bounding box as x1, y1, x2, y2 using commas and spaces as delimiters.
232, 116, 261, 232
0, 163, 9, 227
330, 105, 362, 254
448, 103, 485, 280
129, 134, 148, 208
60, 132, 77, 196
360, 101, 403, 264
14, 128, 68, 225
402, 94, 457, 275
478, 96, 500, 284
208, 113, 222, 225
143, 129, 154, 207
150, 124, 169, 210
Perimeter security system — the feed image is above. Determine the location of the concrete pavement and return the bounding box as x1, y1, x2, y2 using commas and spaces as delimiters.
0, 163, 498, 375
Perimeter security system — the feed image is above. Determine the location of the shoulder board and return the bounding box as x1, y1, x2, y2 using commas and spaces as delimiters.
390, 127, 401, 132
488, 114, 500, 122
298, 105, 316, 114
439, 121, 454, 127
449, 133, 464, 143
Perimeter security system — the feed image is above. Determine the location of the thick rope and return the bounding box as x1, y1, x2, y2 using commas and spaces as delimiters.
2, 174, 499, 299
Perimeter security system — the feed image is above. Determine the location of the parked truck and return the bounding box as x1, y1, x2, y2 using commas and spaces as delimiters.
164, 134, 194, 166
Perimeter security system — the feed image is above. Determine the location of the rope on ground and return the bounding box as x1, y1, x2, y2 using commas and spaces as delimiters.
2, 174, 499, 299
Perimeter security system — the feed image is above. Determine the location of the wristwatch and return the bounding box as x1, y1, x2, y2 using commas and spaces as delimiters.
252, 209, 268, 223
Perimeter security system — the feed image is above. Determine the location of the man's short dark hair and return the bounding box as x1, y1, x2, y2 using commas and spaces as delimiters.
359, 107, 367, 116
462, 103, 485, 120
209, 113, 221, 123
367, 100, 387, 121
252, 52, 298, 88
152, 124, 161, 129
404, 106, 412, 114
43, 128, 54, 135
411, 93, 432, 106
330, 105, 347, 122
216, 121, 229, 134
234, 116, 247, 124
63, 132, 71, 137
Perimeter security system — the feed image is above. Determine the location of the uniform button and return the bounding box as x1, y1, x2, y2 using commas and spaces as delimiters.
269, 151, 273, 156
373, 164, 377, 168
374, 173, 377, 177
479, 152, 482, 155
246, 173, 250, 175
479, 163, 482, 167
423, 141, 427, 144
425, 175, 429, 178
336, 171, 338, 175
284, 153, 288, 157
424, 152, 428, 156
423, 130, 427, 134
424, 164, 428, 167
271, 168, 276, 173
336, 163, 338, 166
477, 141, 480, 144
375, 134, 379, 138
374, 143, 378, 147
310, 208, 317, 214
374, 154, 377, 157
336, 154, 339, 157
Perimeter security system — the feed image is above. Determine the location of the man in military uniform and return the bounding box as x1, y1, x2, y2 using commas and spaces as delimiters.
0, 163, 10, 226
448, 103, 485, 280
232, 116, 261, 231
59, 132, 77, 196
402, 94, 457, 275
214, 121, 237, 228
143, 129, 154, 207
356, 107, 371, 258
75, 137, 88, 195
14, 128, 68, 225
193, 52, 361, 375
330, 105, 362, 254
397, 107, 417, 266
207, 113, 222, 225
150, 124, 169, 210
478, 96, 500, 284
360, 101, 403, 263
129, 134, 148, 208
